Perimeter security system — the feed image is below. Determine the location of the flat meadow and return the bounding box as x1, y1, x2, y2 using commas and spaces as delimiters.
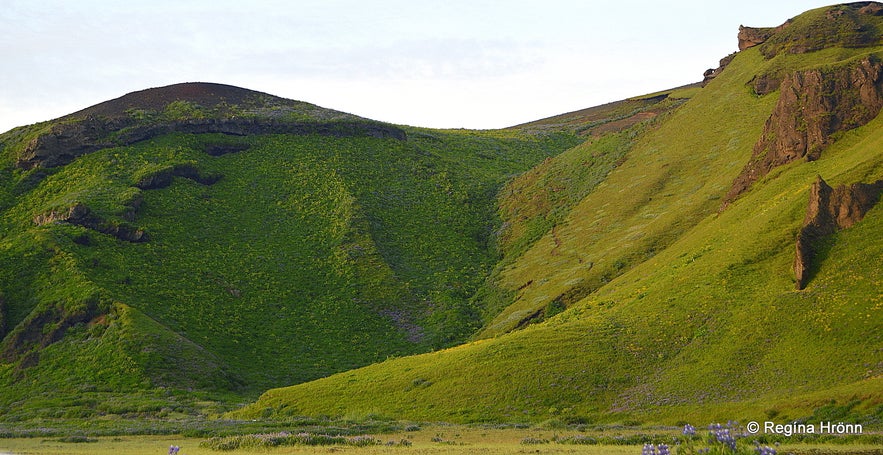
1, 423, 880, 455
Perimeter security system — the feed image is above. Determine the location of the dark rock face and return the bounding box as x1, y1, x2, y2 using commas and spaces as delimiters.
17, 117, 407, 169
738, 25, 779, 51
723, 56, 883, 207
859, 2, 883, 15
750, 73, 783, 96
136, 164, 222, 189
794, 175, 883, 289
33, 202, 148, 243
0, 298, 102, 366
702, 52, 737, 87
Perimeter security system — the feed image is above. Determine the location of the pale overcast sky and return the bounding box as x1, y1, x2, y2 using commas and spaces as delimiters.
1, 1, 834, 132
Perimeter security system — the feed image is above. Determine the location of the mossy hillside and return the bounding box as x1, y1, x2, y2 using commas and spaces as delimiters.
478, 47, 777, 337
759, 4, 883, 58
481, 42, 883, 338
470, 92, 691, 325
0, 123, 580, 416
234, 43, 883, 424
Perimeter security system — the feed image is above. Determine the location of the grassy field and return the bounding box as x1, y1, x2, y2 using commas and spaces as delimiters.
0, 424, 880, 455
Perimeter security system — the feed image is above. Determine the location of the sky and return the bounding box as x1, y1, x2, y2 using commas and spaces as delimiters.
1, 0, 835, 133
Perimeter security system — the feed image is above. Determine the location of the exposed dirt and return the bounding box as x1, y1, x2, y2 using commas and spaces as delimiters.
68, 82, 287, 120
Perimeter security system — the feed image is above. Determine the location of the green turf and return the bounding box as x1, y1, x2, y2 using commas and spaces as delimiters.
232, 36, 883, 425
2, 2, 882, 429
0, 119, 579, 418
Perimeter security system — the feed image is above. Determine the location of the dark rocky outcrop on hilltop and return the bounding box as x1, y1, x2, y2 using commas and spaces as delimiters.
15, 82, 407, 169
743, 3, 883, 59
794, 175, 883, 289
18, 117, 407, 169
738, 24, 787, 51
702, 52, 737, 86
723, 56, 883, 207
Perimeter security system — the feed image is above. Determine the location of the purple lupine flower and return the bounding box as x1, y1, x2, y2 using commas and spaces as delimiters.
642, 443, 657, 455
657, 443, 671, 455
713, 427, 737, 451
168, 445, 180, 455
683, 424, 696, 436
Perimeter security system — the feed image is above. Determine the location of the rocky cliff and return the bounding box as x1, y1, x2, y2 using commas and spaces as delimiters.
737, 24, 787, 51
794, 175, 883, 289
723, 56, 883, 207
753, 3, 883, 59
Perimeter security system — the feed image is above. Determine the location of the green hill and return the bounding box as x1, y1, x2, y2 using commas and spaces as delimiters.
1, 2, 882, 428
0, 83, 581, 418
231, 3, 883, 425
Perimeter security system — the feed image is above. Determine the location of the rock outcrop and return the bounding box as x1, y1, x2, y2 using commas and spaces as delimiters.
135, 163, 222, 189
794, 175, 883, 289
702, 52, 737, 86
723, 56, 883, 207
738, 25, 780, 51
33, 202, 148, 243
17, 117, 407, 169
0, 298, 103, 367
738, 3, 883, 60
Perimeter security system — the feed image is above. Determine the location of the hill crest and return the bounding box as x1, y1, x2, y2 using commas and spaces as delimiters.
11, 82, 404, 169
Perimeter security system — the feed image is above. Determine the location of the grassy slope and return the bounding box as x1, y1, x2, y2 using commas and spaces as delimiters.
0, 120, 580, 417
479, 47, 776, 337
232, 43, 883, 424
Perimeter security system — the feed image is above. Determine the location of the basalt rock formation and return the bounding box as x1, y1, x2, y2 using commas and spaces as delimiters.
18, 117, 407, 169
752, 3, 883, 59
33, 202, 148, 243
723, 56, 883, 207
15, 82, 407, 169
702, 52, 737, 86
794, 175, 883, 289
737, 25, 784, 51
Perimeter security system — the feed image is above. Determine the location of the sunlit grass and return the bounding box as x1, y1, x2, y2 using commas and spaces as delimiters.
0, 425, 879, 455
235, 43, 883, 425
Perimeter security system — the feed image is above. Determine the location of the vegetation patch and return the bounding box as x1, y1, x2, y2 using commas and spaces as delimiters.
199, 431, 385, 450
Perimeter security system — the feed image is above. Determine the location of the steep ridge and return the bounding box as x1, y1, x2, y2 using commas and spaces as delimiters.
234, 3, 883, 424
